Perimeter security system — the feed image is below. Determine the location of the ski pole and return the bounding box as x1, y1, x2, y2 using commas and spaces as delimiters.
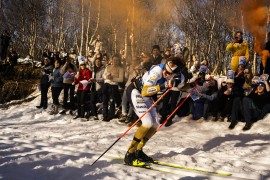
157, 86, 197, 131
91, 87, 172, 166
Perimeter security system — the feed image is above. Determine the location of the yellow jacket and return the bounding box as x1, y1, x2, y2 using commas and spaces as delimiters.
226, 41, 249, 71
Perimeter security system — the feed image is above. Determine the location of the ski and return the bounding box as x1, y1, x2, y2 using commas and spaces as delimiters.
108, 154, 232, 177
120, 163, 180, 175
152, 160, 232, 177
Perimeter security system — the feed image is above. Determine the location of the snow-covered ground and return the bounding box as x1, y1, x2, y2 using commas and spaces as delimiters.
1, 90, 270, 180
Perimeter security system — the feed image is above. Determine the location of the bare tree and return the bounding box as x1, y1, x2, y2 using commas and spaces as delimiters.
88, 0, 101, 50
85, 0, 92, 54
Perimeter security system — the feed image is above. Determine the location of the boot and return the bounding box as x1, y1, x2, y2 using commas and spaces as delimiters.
43, 101, 48, 109
59, 109, 67, 115
49, 105, 56, 115
165, 119, 173, 127
243, 122, 253, 131
159, 116, 166, 124
54, 105, 59, 114
124, 152, 146, 167
85, 111, 91, 119
74, 106, 81, 119
36, 105, 43, 109
218, 116, 224, 122
228, 120, 238, 129
124, 152, 136, 165
135, 150, 154, 163
119, 114, 127, 123
81, 105, 85, 118
69, 110, 74, 115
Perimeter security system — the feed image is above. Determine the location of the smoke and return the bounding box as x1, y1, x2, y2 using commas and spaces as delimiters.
241, 0, 269, 67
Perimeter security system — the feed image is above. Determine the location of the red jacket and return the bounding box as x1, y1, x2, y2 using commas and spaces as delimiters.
75, 69, 92, 90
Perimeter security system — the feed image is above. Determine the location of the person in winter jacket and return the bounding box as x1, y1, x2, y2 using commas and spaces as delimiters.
49, 59, 63, 115
0, 30, 11, 60
36, 57, 53, 109
59, 57, 77, 115
226, 31, 249, 72
102, 54, 124, 121
88, 58, 105, 120
74, 61, 92, 119
160, 72, 185, 126
229, 77, 270, 131
197, 76, 219, 122
3, 47, 18, 77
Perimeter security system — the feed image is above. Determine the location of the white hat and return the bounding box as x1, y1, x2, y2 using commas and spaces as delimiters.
226, 78, 234, 84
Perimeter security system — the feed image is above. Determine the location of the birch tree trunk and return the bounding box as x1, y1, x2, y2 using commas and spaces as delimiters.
56, 1, 65, 49
241, 10, 245, 36
89, 0, 100, 48
79, 0, 84, 56
130, 0, 135, 63
21, 0, 26, 49
29, 2, 37, 67
206, 0, 216, 63
124, 8, 130, 61
253, 52, 257, 75
49, 0, 54, 50
85, 0, 92, 54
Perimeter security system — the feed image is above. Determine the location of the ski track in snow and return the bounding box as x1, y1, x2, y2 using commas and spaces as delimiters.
1, 94, 270, 180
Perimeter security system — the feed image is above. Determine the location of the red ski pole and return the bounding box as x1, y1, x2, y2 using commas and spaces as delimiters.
91, 88, 171, 166
157, 86, 197, 131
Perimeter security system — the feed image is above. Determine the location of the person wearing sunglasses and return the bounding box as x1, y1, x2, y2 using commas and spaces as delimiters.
229, 78, 270, 130
124, 56, 184, 166
226, 31, 249, 72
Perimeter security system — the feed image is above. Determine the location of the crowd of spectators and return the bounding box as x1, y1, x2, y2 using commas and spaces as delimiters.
1, 31, 269, 131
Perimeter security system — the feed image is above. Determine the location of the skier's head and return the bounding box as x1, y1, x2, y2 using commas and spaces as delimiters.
163, 56, 185, 78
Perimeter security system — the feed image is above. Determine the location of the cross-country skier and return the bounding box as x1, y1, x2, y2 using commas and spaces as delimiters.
124, 56, 185, 166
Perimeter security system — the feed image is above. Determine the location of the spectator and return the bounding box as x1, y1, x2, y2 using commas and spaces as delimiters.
91, 34, 103, 53
59, 57, 77, 115
3, 47, 18, 77
0, 30, 11, 60
260, 31, 270, 76
42, 48, 51, 60
151, 45, 163, 65
51, 48, 60, 60
59, 48, 68, 63
229, 77, 270, 130
164, 48, 171, 59
186, 69, 207, 120
102, 54, 124, 121
119, 63, 141, 124
225, 63, 251, 124
74, 60, 92, 119
189, 54, 200, 82
69, 48, 77, 66
88, 57, 105, 120
36, 57, 53, 109
86, 49, 95, 65
160, 72, 185, 126
197, 76, 219, 122
216, 71, 244, 122
173, 42, 189, 63
49, 59, 63, 115
226, 31, 249, 72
